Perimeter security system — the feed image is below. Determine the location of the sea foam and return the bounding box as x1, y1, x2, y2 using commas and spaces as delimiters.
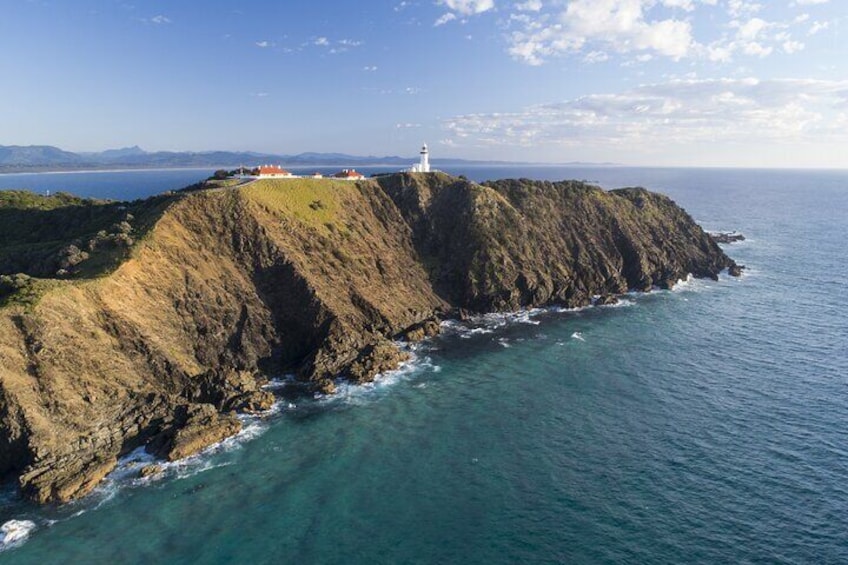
0, 519, 37, 551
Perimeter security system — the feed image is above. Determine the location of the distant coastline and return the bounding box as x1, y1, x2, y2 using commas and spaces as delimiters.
0, 143, 620, 174
0, 162, 623, 175
0, 166, 219, 176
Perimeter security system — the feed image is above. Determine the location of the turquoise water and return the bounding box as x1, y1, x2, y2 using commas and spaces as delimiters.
2, 167, 848, 563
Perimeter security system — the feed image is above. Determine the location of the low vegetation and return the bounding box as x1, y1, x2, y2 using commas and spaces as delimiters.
242, 178, 351, 236
0, 190, 179, 306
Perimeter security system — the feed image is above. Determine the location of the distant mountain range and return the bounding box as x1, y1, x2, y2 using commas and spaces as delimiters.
0, 145, 618, 173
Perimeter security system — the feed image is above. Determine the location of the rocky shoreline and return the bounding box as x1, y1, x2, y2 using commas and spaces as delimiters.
0, 173, 740, 504
709, 231, 746, 244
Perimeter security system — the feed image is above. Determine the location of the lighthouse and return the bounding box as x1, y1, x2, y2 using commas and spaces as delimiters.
419, 143, 430, 173
408, 143, 432, 173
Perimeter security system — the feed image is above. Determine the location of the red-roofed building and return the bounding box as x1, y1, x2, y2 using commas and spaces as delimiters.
332, 168, 365, 180
255, 165, 294, 178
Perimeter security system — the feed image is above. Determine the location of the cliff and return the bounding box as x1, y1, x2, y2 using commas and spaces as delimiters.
0, 173, 738, 503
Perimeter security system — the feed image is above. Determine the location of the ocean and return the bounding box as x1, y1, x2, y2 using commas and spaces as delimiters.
1, 166, 847, 563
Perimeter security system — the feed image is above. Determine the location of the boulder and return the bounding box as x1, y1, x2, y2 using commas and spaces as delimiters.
138, 464, 163, 478
150, 404, 242, 462
346, 341, 411, 384
401, 319, 441, 342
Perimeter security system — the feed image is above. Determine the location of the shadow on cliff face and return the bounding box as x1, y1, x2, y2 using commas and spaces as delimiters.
376, 174, 736, 313
248, 261, 332, 375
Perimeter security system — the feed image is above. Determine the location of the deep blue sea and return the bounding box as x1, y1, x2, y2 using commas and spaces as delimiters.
1, 166, 847, 563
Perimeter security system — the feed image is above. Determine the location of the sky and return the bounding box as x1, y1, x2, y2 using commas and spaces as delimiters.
1, 0, 846, 167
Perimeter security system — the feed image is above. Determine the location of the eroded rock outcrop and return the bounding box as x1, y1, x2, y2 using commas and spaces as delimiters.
0, 173, 739, 503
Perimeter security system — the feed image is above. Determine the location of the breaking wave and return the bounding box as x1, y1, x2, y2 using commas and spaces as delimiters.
0, 520, 37, 552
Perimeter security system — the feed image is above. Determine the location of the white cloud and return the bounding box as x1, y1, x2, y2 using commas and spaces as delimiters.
502, 0, 820, 65
396, 123, 423, 128
150, 15, 171, 24
442, 78, 848, 153
363, 65, 379, 71
435, 0, 494, 25
726, 0, 762, 18
508, 0, 696, 65
734, 17, 769, 41
314, 37, 330, 46
783, 40, 805, 53
439, 0, 495, 15
435, 12, 458, 25
809, 20, 830, 34
584, 50, 610, 63
255, 40, 274, 48
514, 0, 542, 11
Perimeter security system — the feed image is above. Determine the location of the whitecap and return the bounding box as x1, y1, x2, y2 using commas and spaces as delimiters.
599, 298, 635, 308
262, 375, 296, 390
321, 344, 436, 406
571, 332, 586, 342
0, 519, 37, 551
88, 392, 293, 505
550, 304, 590, 314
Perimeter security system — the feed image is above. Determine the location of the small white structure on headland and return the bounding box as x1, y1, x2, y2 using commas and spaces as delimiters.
408, 143, 431, 173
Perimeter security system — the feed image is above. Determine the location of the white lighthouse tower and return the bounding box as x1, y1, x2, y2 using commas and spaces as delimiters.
419, 143, 430, 173
408, 143, 432, 173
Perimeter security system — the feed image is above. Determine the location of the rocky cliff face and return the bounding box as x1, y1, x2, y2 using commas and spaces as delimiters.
0, 173, 737, 503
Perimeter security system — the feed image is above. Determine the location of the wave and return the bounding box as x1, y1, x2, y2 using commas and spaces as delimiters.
441, 308, 547, 340
0, 519, 37, 552
597, 297, 636, 308
319, 342, 441, 407
73, 391, 294, 513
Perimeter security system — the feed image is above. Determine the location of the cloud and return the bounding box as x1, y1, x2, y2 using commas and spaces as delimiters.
396, 123, 423, 128
435, 0, 494, 25
439, 0, 495, 15
363, 65, 379, 71
504, 0, 812, 65
726, 0, 762, 18
255, 40, 274, 48
312, 37, 363, 53
442, 78, 848, 151
507, 0, 697, 65
783, 40, 805, 53
809, 20, 830, 34
584, 50, 610, 63
151, 15, 171, 24
435, 12, 458, 26
514, 0, 542, 11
